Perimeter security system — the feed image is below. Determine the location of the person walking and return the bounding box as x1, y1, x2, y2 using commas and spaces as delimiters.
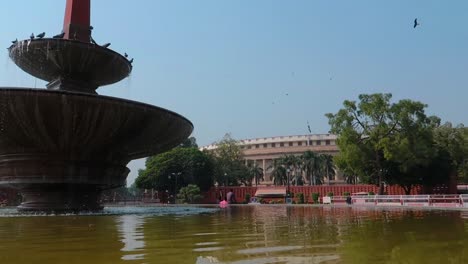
227, 189, 236, 204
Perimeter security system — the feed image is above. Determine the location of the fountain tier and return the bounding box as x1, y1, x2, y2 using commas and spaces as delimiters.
0, 89, 193, 211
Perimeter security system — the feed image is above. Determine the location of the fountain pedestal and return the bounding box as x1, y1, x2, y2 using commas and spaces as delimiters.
0, 0, 193, 212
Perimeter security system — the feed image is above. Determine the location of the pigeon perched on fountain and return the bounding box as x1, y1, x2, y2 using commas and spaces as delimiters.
53, 32, 65, 39
124, 53, 128, 58
129, 58, 134, 64
37, 32, 46, 39
11, 39, 18, 44
102, 43, 111, 48
30, 33, 35, 40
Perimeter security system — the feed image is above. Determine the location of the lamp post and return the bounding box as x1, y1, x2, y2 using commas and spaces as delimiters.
286, 168, 291, 201
224, 172, 228, 187
168, 172, 181, 204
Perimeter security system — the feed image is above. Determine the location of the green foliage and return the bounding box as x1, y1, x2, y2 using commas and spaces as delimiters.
326, 93, 452, 194
177, 184, 203, 204
343, 192, 350, 196
433, 123, 468, 181
135, 147, 214, 192
210, 134, 251, 186
311, 193, 320, 203
327, 192, 334, 197
269, 151, 336, 186
179, 137, 198, 148
244, 193, 251, 204
368, 191, 375, 195
296, 193, 305, 204
247, 161, 264, 186
269, 159, 287, 185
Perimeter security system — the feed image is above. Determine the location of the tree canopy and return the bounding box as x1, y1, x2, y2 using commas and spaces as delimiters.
135, 146, 214, 193
326, 93, 453, 194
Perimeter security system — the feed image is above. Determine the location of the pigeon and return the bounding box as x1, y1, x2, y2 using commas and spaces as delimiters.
124, 52, 128, 58
413, 18, 419, 28
102, 43, 111, 48
89, 25, 94, 31
36, 32, 45, 39
11, 39, 18, 44
53, 32, 65, 39
30, 33, 35, 40
129, 58, 134, 64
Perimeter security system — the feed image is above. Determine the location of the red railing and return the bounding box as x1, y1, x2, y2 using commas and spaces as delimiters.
203, 184, 456, 204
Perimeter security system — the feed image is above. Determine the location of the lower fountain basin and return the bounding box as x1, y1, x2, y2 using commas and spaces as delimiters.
0, 88, 193, 212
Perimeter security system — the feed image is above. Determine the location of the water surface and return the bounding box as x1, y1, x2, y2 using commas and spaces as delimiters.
0, 206, 467, 264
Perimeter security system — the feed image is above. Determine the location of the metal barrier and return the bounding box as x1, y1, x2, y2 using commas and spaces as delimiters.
350, 194, 462, 208
351, 195, 376, 205
331, 196, 347, 204
429, 195, 461, 208
374, 195, 403, 206
401, 195, 430, 207
460, 194, 468, 208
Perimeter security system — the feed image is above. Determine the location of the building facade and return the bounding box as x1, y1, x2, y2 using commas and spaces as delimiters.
202, 134, 342, 185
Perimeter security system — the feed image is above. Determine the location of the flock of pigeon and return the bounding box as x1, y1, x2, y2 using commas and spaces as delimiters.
10, 26, 134, 65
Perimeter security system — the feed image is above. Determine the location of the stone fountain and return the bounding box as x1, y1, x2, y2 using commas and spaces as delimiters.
0, 0, 193, 212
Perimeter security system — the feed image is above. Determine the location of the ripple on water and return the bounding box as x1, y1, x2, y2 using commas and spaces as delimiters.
193, 246, 225, 252
237, 245, 303, 255
0, 206, 218, 217
196, 255, 340, 264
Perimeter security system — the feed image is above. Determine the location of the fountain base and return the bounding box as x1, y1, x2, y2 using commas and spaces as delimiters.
17, 184, 103, 212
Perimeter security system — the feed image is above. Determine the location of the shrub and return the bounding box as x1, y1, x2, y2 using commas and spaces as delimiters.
311, 193, 320, 203
296, 193, 305, 204
327, 192, 334, 197
177, 184, 202, 204
244, 193, 251, 204
368, 191, 375, 195
343, 192, 350, 197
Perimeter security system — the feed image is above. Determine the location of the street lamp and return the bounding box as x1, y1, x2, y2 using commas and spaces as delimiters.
168, 172, 182, 203
286, 168, 291, 200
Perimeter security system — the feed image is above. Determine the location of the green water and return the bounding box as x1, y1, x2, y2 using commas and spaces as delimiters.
0, 206, 467, 264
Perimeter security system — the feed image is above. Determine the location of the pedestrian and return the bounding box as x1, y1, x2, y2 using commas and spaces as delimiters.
227, 189, 236, 204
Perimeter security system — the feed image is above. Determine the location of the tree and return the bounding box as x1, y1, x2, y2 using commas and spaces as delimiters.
433, 123, 468, 182
135, 147, 214, 193
210, 133, 249, 186
247, 161, 264, 187
301, 151, 322, 185
179, 136, 198, 148
326, 93, 443, 194
269, 159, 287, 186
281, 154, 304, 186
321, 154, 335, 185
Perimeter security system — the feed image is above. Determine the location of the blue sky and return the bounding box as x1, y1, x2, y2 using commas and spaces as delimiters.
1, 0, 467, 185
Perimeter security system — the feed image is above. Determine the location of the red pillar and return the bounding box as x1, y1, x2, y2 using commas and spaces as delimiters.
63, 0, 91, 42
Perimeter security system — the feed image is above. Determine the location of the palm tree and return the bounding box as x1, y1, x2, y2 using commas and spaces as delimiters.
301, 151, 322, 185
268, 159, 287, 186
247, 161, 264, 187
320, 154, 335, 185
281, 154, 304, 186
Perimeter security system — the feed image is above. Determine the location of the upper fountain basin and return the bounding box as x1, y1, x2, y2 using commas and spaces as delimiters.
8, 39, 132, 91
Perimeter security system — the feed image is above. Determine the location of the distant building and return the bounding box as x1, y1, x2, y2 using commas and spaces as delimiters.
201, 134, 343, 185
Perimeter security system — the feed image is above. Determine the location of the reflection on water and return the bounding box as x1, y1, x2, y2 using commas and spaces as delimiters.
0, 206, 468, 263
116, 215, 145, 260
